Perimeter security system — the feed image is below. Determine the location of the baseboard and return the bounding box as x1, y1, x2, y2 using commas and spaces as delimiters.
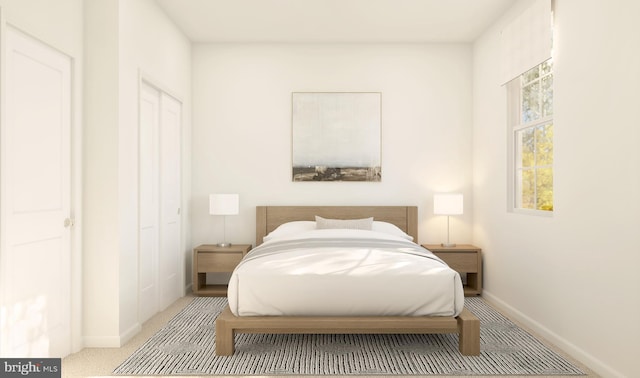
120, 322, 142, 346
482, 290, 623, 377
82, 323, 142, 348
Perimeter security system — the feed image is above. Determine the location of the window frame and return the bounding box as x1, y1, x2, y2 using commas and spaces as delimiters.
507, 60, 554, 216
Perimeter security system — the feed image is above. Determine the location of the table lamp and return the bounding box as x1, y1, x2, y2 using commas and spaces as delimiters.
433, 193, 463, 247
209, 193, 239, 247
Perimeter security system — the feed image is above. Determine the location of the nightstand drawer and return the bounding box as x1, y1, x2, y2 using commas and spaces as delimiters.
193, 244, 252, 296
197, 252, 243, 272
422, 244, 482, 296
434, 252, 477, 272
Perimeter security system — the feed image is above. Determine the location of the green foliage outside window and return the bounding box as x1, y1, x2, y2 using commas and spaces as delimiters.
515, 60, 553, 212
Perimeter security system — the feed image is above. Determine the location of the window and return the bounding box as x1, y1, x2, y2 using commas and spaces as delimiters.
508, 59, 553, 213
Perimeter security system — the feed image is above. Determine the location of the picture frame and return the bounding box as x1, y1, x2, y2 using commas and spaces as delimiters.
292, 92, 381, 182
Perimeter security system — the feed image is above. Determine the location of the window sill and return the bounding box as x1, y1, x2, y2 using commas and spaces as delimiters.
509, 208, 554, 217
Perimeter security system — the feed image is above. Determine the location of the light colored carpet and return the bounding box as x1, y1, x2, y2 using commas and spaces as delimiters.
113, 297, 584, 376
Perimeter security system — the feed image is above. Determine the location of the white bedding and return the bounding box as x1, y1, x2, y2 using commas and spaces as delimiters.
228, 229, 464, 317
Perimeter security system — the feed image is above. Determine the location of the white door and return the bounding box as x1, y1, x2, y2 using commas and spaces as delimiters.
158, 92, 182, 310
138, 83, 182, 323
0, 27, 72, 357
138, 83, 160, 323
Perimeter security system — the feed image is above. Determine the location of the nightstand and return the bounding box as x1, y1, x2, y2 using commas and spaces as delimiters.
193, 244, 252, 296
422, 244, 482, 296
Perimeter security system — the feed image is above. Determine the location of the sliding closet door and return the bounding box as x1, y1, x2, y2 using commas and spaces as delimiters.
138, 82, 182, 323
0, 27, 72, 357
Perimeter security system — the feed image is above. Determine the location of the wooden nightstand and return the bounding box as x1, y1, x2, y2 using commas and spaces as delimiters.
193, 244, 252, 296
422, 244, 482, 296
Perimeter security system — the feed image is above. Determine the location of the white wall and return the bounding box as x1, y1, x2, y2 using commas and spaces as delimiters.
472, 0, 640, 376
191, 43, 474, 248
0, 0, 84, 354
83, 0, 120, 347
83, 0, 191, 347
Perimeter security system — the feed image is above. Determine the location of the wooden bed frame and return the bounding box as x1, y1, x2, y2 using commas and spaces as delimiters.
215, 206, 480, 356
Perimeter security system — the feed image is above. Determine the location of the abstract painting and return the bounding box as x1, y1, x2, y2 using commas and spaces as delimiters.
292, 92, 381, 182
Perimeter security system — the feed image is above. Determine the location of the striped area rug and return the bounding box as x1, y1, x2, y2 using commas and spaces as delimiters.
113, 297, 584, 376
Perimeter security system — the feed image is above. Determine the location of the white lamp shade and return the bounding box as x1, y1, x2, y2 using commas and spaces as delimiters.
433, 193, 463, 215
209, 194, 239, 215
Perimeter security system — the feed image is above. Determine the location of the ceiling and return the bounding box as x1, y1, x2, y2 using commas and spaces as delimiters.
155, 0, 516, 43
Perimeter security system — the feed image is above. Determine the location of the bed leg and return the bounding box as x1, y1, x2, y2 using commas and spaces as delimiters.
215, 309, 235, 356
457, 308, 480, 356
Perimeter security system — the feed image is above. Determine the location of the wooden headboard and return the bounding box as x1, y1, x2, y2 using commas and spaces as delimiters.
256, 206, 418, 246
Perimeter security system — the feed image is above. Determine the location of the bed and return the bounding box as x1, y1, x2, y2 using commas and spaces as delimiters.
215, 206, 480, 356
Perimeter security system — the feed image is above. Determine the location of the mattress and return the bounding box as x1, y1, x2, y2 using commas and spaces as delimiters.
227, 228, 464, 317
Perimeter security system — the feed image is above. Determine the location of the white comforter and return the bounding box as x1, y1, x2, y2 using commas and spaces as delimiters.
228, 229, 464, 317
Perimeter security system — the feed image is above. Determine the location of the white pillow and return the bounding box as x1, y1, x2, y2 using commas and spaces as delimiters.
372, 221, 413, 241
262, 221, 316, 242
263, 218, 412, 242
315, 216, 373, 230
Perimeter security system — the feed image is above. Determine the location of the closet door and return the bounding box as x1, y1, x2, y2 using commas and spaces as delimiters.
159, 93, 182, 310
138, 82, 182, 323
138, 83, 160, 323
0, 27, 72, 357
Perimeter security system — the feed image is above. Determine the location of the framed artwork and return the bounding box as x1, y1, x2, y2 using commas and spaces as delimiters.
292, 92, 381, 182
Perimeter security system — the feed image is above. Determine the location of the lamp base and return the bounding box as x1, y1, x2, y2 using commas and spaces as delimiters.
441, 243, 457, 247
216, 242, 233, 247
